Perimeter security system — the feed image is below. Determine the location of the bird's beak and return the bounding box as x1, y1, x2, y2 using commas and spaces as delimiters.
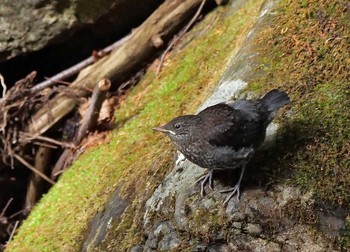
153, 126, 166, 133
153, 126, 175, 135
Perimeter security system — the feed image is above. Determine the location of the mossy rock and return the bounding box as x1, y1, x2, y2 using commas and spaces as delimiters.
6, 0, 350, 251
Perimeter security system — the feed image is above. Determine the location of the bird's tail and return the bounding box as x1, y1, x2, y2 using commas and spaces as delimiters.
261, 89, 290, 121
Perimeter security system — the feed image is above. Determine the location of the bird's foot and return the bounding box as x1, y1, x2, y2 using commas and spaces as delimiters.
220, 182, 241, 205
195, 170, 214, 197
220, 164, 246, 205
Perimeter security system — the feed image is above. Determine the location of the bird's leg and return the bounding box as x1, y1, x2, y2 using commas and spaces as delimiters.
195, 169, 214, 197
220, 164, 246, 205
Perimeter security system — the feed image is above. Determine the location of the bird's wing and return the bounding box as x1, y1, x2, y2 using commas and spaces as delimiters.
230, 100, 260, 120
197, 104, 241, 147
229, 99, 267, 146
197, 103, 236, 143
198, 102, 265, 148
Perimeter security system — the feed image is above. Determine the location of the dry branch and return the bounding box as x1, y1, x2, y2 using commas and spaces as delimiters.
77, 79, 111, 141
31, 36, 130, 92
7, 220, 19, 245
51, 79, 111, 179
27, 0, 205, 136
25, 146, 52, 210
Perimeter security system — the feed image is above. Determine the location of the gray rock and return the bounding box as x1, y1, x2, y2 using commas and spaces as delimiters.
129, 245, 144, 252
158, 234, 181, 251
245, 223, 262, 236
81, 188, 129, 252
0, 0, 163, 62
144, 221, 181, 251
232, 222, 242, 229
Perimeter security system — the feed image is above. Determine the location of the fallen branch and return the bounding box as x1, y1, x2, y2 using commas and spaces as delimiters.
31, 36, 130, 92
27, 0, 205, 136
0, 198, 13, 217
7, 220, 19, 245
19, 132, 73, 148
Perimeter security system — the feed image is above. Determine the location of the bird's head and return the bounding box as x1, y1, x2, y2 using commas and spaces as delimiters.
153, 115, 201, 143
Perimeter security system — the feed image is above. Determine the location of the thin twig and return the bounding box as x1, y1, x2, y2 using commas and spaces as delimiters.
76, 79, 111, 142
9, 209, 27, 219
52, 169, 65, 177
32, 141, 58, 149
7, 220, 19, 244
0, 73, 7, 98
1, 198, 13, 217
51, 150, 73, 180
156, 0, 206, 76
42, 78, 71, 86
31, 35, 131, 92
20, 132, 74, 148
13, 153, 55, 185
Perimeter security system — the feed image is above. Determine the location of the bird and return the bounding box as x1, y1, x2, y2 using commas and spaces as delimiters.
153, 89, 290, 204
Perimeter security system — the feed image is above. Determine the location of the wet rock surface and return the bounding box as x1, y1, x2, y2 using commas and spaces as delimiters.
81, 188, 129, 252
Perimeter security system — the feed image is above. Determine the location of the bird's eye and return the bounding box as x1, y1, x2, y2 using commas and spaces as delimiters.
174, 123, 181, 129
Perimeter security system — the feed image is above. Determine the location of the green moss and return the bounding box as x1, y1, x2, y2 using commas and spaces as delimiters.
6, 0, 264, 251
249, 0, 349, 247
253, 0, 350, 204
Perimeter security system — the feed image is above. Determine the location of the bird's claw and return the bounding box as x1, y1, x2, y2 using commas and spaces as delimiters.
220, 184, 241, 205
208, 176, 213, 190
195, 170, 214, 197
220, 164, 246, 205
